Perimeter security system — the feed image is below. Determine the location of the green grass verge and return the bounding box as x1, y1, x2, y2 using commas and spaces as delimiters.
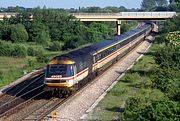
0, 51, 62, 87
88, 42, 166, 121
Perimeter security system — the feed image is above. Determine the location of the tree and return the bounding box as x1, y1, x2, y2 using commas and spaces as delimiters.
104, 6, 121, 13
10, 24, 28, 43
169, 0, 175, 4
0, 19, 11, 41
156, 0, 168, 7
141, 0, 168, 11
163, 15, 180, 32
28, 21, 50, 45
87, 22, 111, 43
141, 0, 157, 11
169, 0, 180, 11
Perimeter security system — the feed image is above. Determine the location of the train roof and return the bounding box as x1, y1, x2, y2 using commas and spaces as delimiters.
49, 24, 151, 64
90, 24, 151, 52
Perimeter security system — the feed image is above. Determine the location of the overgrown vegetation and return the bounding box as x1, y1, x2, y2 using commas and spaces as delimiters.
89, 1, 180, 120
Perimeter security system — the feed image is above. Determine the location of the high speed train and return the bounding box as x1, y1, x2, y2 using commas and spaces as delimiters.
44, 23, 157, 93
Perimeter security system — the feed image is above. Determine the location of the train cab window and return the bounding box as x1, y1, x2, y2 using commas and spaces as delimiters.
48, 64, 74, 77
49, 65, 66, 74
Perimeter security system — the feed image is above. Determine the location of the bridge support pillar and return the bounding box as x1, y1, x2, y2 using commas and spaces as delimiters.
116, 20, 121, 35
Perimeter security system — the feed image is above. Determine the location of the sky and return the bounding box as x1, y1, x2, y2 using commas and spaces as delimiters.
0, 0, 142, 9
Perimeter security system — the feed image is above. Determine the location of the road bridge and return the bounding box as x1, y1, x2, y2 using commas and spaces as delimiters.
72, 12, 176, 35
71, 12, 176, 21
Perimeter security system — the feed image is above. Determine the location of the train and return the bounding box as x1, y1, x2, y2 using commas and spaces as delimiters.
44, 23, 158, 94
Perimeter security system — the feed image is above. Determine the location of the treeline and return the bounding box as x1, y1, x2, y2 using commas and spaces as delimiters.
0, 8, 118, 58
141, 0, 180, 11
122, 1, 180, 120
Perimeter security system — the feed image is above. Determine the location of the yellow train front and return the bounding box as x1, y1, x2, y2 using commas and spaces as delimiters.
44, 57, 77, 92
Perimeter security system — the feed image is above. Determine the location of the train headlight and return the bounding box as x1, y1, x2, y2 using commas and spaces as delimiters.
68, 80, 74, 86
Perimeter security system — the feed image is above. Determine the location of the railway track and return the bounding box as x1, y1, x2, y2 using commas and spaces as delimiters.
0, 73, 96, 121
0, 73, 45, 118
23, 97, 63, 120
0, 73, 44, 106
0, 86, 45, 120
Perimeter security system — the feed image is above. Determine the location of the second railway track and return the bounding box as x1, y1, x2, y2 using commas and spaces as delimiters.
0, 73, 45, 119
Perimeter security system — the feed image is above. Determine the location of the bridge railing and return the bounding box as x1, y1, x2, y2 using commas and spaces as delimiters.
72, 12, 176, 18
120, 12, 176, 17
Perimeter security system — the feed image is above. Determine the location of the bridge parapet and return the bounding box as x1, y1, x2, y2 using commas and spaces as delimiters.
72, 12, 177, 21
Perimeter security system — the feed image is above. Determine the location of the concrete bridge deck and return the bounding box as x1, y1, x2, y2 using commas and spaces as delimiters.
72, 12, 177, 21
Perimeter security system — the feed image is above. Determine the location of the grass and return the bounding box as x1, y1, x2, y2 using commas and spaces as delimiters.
88, 42, 165, 121
0, 50, 62, 87
0, 57, 29, 87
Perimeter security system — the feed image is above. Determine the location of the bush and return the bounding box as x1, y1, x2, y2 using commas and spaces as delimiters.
49, 41, 64, 51
138, 101, 180, 121
12, 44, 27, 57
36, 53, 49, 63
10, 24, 28, 43
122, 97, 143, 120
123, 72, 141, 83
27, 46, 45, 56
0, 40, 14, 56
151, 67, 180, 101
155, 45, 180, 69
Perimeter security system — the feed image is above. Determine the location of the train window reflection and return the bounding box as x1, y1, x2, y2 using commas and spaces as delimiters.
49, 65, 74, 77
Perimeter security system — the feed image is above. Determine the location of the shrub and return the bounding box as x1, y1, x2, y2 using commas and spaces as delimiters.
49, 41, 64, 51
10, 24, 28, 43
36, 51, 49, 63
155, 45, 180, 69
123, 72, 141, 83
122, 97, 143, 120
27, 46, 45, 56
36, 54, 49, 63
138, 101, 180, 121
0, 40, 14, 56
12, 44, 27, 57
